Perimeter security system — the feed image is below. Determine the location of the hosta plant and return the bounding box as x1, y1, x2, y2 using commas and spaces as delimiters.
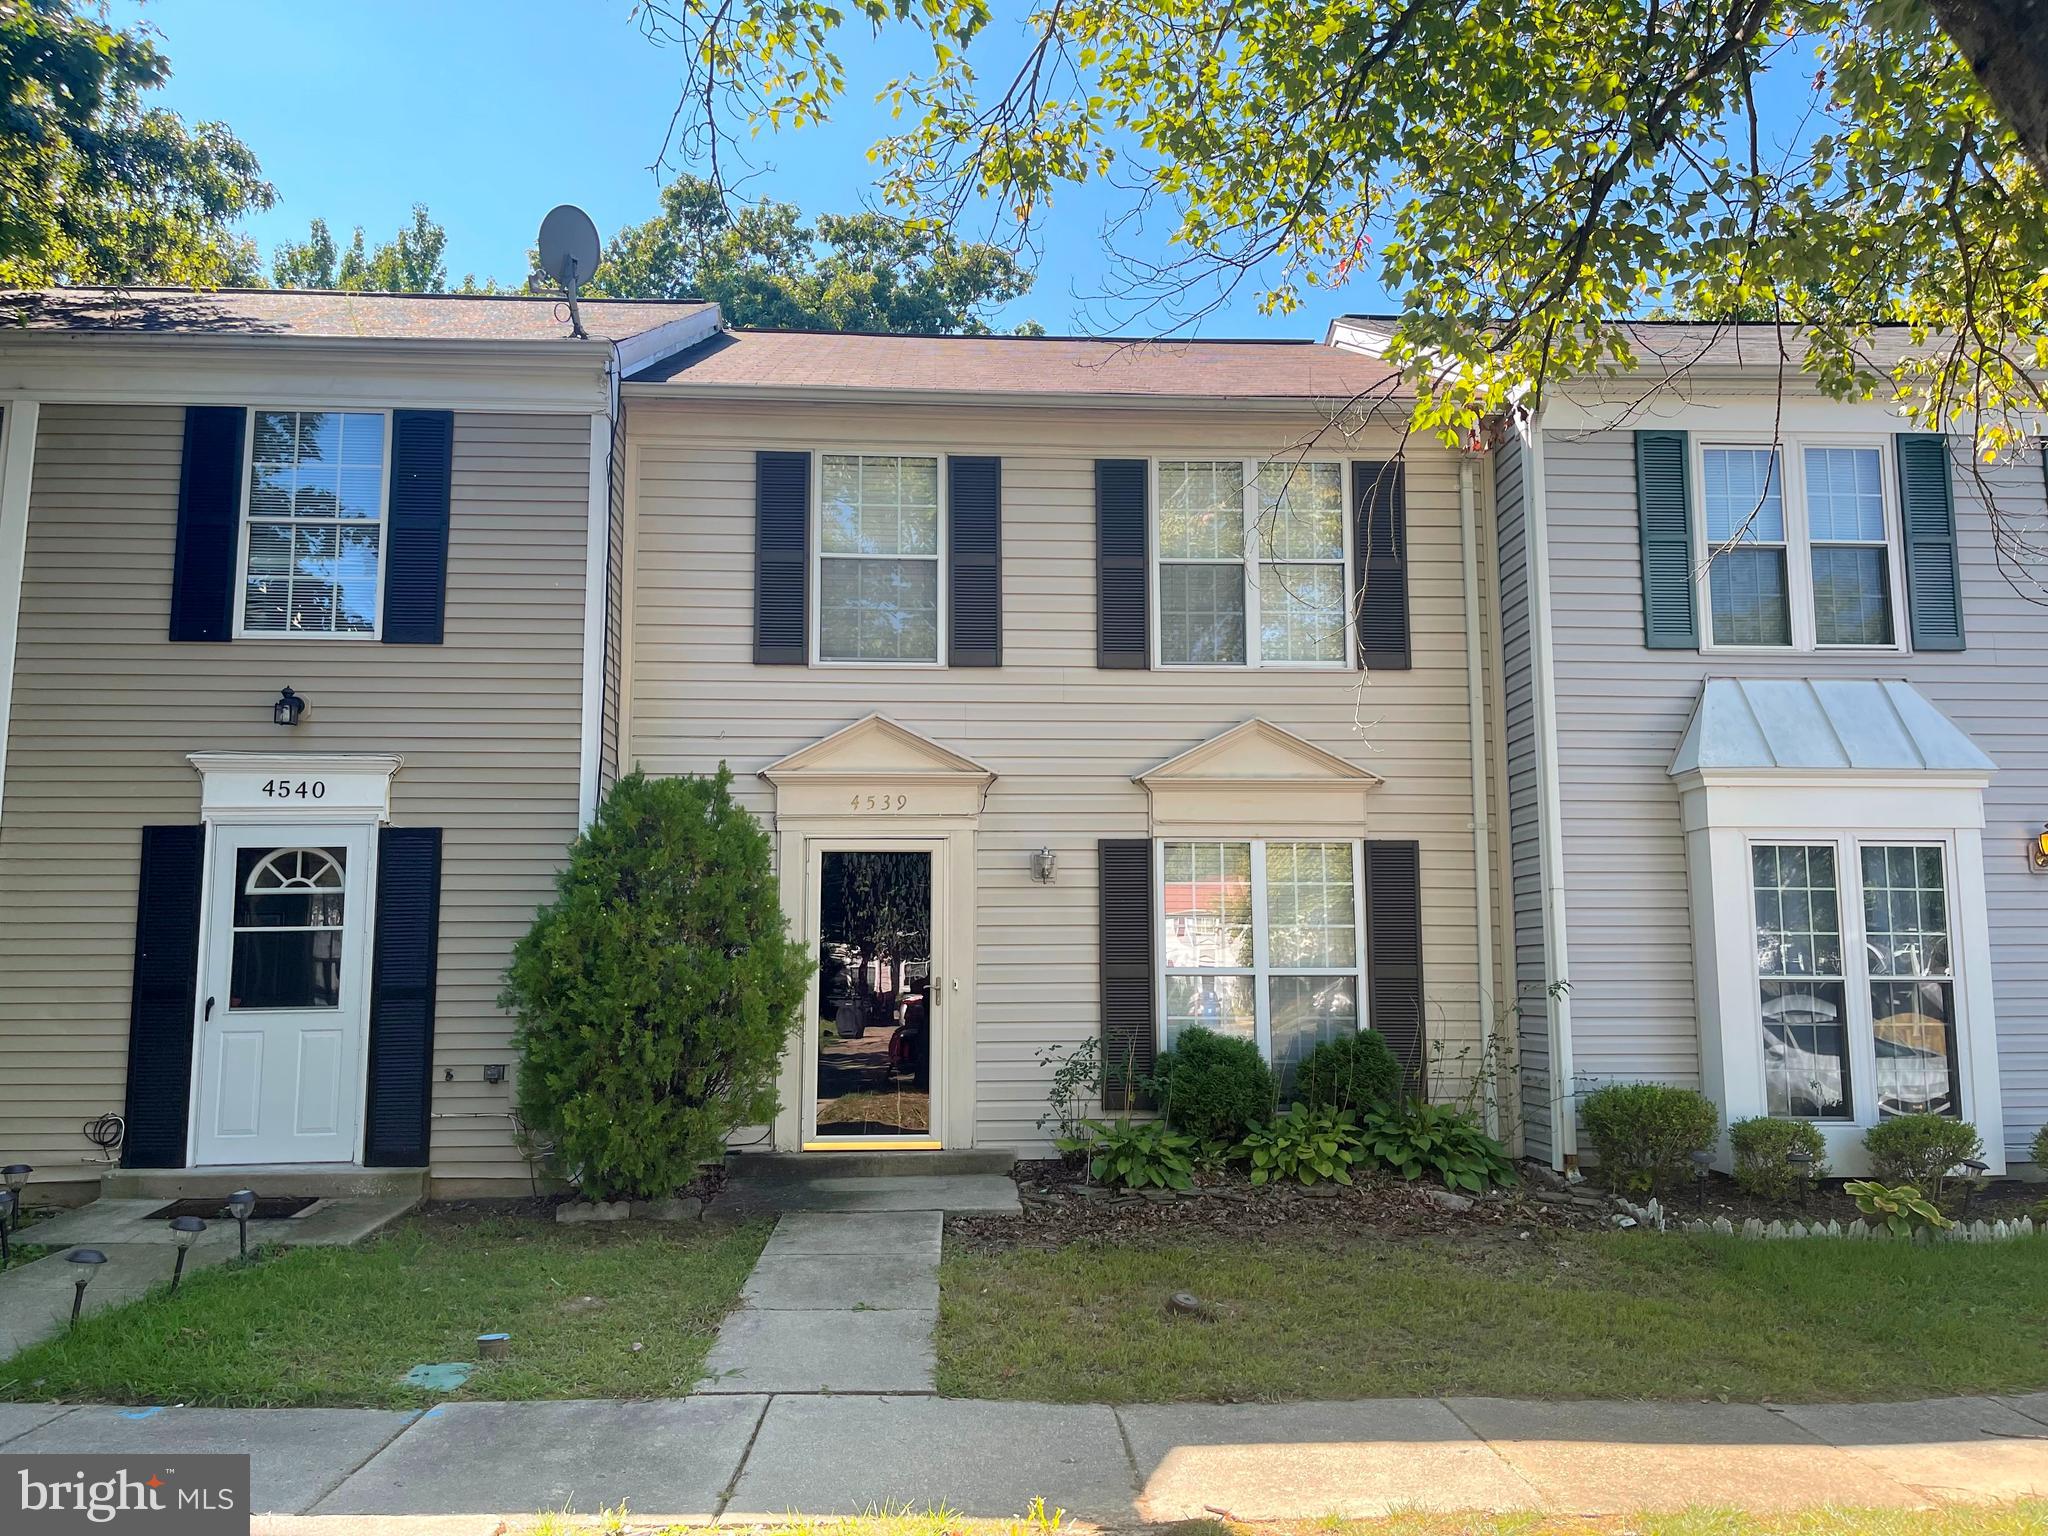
1845, 1179, 1955, 1239
1083, 1118, 1196, 1192
1359, 1100, 1516, 1193
1233, 1103, 1366, 1186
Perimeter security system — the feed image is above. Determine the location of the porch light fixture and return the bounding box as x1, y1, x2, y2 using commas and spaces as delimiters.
66, 1249, 107, 1328
1, 1165, 27, 1228
226, 1188, 257, 1259
1030, 847, 1058, 884
1786, 1148, 1815, 1207
1690, 1148, 1714, 1211
2032, 824, 2048, 873
273, 686, 306, 728
168, 1216, 207, 1292
0, 1191, 13, 1270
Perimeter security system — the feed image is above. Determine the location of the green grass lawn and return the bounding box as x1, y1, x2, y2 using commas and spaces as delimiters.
0, 1212, 769, 1408
938, 1230, 2048, 1403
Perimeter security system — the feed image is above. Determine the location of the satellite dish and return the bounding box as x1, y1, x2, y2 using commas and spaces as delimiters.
537, 204, 601, 290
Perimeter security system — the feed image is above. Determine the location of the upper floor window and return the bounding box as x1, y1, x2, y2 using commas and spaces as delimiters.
1156, 459, 1350, 668
240, 410, 388, 638
816, 453, 942, 664
1699, 440, 1900, 652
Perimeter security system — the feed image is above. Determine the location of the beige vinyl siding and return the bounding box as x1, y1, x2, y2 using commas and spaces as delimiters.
1492, 437, 1554, 1160
627, 399, 1489, 1150
1543, 429, 2048, 1160
0, 404, 587, 1186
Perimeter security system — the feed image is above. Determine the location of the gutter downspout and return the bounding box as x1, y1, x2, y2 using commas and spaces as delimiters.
0, 401, 40, 834
1522, 413, 1578, 1166
1458, 450, 1500, 1140
576, 347, 621, 829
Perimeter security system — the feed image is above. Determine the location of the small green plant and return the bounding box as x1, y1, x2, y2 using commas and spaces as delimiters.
1035, 1037, 1102, 1164
1234, 1103, 1366, 1185
1151, 1026, 1275, 1144
2030, 1122, 2048, 1170
1579, 1081, 1719, 1195
1358, 1099, 1516, 1192
1293, 1030, 1403, 1113
1845, 1179, 1955, 1238
1083, 1117, 1197, 1191
1863, 1114, 1982, 1204
1728, 1116, 1830, 1201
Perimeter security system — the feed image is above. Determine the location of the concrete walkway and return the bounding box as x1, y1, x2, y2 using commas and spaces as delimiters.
1, 1392, 2043, 1527
700, 1212, 942, 1393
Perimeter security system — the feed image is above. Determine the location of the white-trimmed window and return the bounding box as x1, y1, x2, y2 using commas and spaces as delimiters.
1157, 838, 1367, 1080
240, 409, 388, 637
1750, 838, 1962, 1122
816, 452, 943, 664
1155, 459, 1350, 668
1697, 439, 1902, 652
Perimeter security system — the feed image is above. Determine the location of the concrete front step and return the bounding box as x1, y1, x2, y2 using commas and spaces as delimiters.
726, 1149, 1015, 1180
101, 1165, 427, 1202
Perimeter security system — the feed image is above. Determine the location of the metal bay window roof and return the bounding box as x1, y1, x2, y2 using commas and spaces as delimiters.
1670, 678, 1996, 778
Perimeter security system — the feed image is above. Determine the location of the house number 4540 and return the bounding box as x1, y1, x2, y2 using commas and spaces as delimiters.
851, 793, 908, 811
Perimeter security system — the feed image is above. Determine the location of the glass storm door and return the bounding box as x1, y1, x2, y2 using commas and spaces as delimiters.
193, 824, 373, 1165
811, 848, 938, 1145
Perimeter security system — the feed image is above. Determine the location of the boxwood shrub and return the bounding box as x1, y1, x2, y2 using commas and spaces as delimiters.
1580, 1081, 1719, 1195
1728, 1116, 1829, 1201
1153, 1026, 1274, 1144
1292, 1030, 1403, 1113
1863, 1113, 1982, 1202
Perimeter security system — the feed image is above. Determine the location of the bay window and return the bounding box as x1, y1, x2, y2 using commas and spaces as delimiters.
1158, 838, 1366, 1082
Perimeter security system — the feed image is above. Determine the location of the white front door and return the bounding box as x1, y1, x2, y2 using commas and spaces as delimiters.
193, 823, 374, 1165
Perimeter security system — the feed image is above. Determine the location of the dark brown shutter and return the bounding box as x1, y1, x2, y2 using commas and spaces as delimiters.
122, 826, 205, 1167
169, 407, 246, 642
383, 409, 454, 643
363, 827, 443, 1166
755, 450, 809, 664
949, 455, 1002, 667
1364, 839, 1426, 1095
1096, 459, 1149, 668
1352, 460, 1411, 669
1098, 838, 1157, 1109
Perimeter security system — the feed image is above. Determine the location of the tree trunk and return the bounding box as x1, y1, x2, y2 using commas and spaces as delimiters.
1926, 0, 2048, 179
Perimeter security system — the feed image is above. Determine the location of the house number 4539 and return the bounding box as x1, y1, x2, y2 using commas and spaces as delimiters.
851, 793, 908, 812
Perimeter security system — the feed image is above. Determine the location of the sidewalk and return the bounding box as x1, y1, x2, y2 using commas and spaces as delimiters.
2, 1391, 2042, 1529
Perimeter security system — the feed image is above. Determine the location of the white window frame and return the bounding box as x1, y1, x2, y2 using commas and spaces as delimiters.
1148, 457, 1355, 670
1153, 837, 1369, 1064
1692, 434, 1909, 656
808, 448, 949, 669
1743, 832, 1971, 1128
233, 406, 393, 642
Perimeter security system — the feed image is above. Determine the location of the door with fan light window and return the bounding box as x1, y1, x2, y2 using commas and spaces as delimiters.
192, 824, 374, 1164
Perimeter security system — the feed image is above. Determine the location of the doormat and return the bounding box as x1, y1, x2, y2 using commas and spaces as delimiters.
147, 1195, 319, 1221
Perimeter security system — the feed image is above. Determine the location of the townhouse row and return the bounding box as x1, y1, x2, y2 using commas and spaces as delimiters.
0, 288, 2040, 1197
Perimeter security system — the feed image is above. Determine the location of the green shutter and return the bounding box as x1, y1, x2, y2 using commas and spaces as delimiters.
1635, 431, 1698, 649
1896, 434, 1965, 651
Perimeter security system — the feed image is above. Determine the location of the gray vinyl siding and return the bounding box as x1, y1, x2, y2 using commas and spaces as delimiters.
1493, 438, 1553, 1161
0, 404, 588, 1188
1543, 429, 2048, 1161
627, 399, 1491, 1151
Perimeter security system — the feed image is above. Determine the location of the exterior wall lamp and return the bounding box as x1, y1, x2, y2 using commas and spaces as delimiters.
273, 687, 306, 727
1030, 847, 1058, 884
2032, 823, 2048, 873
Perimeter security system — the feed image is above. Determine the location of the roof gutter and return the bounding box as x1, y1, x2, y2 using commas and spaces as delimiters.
621, 382, 1414, 413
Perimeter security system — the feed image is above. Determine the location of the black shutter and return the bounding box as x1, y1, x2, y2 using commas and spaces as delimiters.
755, 451, 810, 664
363, 827, 442, 1167
121, 826, 205, 1168
383, 410, 454, 644
1352, 459, 1411, 669
1098, 838, 1157, 1110
949, 455, 1003, 667
1096, 459, 1149, 668
1897, 433, 1966, 651
169, 407, 245, 642
1364, 839, 1426, 1096
1635, 430, 1699, 648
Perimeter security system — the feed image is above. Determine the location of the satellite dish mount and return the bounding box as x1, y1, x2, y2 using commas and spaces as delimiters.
536, 204, 602, 340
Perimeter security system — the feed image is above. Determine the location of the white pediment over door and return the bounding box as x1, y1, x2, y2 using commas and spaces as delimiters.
760, 713, 995, 823
1135, 718, 1381, 838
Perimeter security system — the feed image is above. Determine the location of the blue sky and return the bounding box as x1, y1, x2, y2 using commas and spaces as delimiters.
116, 0, 1392, 337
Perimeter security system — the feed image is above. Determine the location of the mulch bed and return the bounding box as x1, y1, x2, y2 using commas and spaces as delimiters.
1659, 1174, 2040, 1226
947, 1158, 1619, 1253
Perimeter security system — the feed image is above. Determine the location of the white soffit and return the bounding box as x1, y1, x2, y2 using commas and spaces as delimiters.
1670, 678, 1995, 778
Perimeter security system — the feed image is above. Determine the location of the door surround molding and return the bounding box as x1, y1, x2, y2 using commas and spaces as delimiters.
760, 716, 991, 1152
